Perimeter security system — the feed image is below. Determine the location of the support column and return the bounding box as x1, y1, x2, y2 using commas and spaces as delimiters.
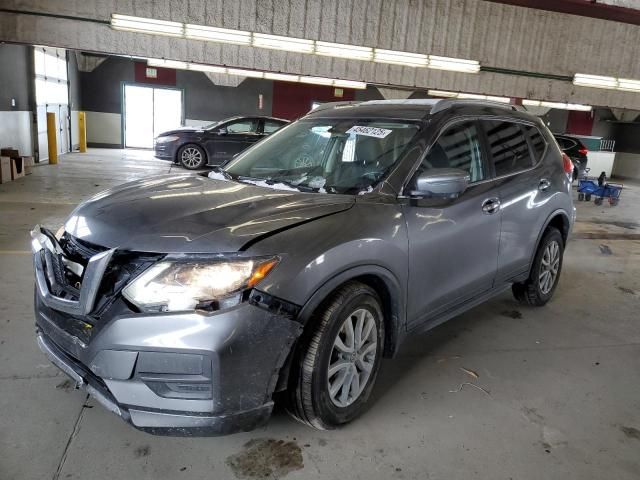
46, 112, 58, 165
78, 111, 87, 153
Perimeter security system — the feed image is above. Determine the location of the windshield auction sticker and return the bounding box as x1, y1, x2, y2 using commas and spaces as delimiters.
346, 126, 392, 138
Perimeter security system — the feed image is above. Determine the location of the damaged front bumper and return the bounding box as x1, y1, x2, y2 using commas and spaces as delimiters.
35, 297, 301, 436
32, 226, 302, 436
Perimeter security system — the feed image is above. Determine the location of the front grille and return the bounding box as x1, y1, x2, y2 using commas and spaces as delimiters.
58, 233, 163, 315
40, 233, 164, 330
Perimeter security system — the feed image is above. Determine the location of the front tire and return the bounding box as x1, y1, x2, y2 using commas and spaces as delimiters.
286, 282, 384, 430
512, 227, 564, 306
178, 144, 207, 170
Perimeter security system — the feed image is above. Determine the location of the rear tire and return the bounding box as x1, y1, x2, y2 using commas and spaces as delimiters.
578, 193, 584, 201
512, 227, 564, 307
585, 194, 592, 201
178, 144, 207, 170
286, 282, 384, 430
594, 197, 603, 206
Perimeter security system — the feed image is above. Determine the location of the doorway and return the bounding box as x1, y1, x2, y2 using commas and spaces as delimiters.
34, 46, 71, 161
123, 84, 183, 149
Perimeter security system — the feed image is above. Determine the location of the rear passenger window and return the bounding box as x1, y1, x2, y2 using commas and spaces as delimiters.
483, 121, 534, 177
418, 121, 487, 183
523, 125, 546, 162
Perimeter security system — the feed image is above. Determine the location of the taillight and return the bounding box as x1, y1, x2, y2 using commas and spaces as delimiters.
578, 147, 588, 155
562, 153, 574, 175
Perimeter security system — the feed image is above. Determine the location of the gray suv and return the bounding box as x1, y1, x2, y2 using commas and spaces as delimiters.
32, 99, 575, 436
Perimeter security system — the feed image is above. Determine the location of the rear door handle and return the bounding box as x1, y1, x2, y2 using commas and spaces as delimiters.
539, 178, 551, 191
482, 198, 501, 214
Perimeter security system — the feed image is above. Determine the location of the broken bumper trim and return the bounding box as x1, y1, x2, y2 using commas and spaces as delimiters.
36, 332, 273, 436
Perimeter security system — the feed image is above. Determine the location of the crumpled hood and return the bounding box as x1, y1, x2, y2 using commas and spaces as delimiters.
64, 174, 354, 253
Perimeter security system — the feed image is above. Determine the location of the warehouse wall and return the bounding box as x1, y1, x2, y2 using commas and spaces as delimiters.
609, 123, 640, 153
177, 69, 273, 123
0, 44, 34, 156
612, 152, 640, 179
80, 56, 275, 147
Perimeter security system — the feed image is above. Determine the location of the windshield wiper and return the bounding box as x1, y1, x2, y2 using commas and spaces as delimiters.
270, 179, 318, 192
236, 176, 320, 193
209, 166, 233, 180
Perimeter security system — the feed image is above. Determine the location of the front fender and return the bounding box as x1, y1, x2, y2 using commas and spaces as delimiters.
246, 202, 409, 356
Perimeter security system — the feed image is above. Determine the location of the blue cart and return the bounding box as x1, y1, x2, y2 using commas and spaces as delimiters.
577, 177, 623, 206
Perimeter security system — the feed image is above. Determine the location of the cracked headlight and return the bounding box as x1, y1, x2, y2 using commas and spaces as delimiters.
123, 257, 279, 312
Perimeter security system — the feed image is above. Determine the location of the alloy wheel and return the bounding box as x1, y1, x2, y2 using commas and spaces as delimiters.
181, 147, 203, 168
327, 308, 377, 408
539, 240, 560, 294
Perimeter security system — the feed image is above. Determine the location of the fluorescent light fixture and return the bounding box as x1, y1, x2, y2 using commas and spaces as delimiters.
523, 99, 591, 111
315, 41, 373, 61
565, 103, 592, 112
333, 79, 367, 89
458, 93, 486, 100
252, 33, 314, 53
374, 49, 429, 67
429, 90, 510, 102
573, 73, 618, 89
428, 89, 458, 98
226, 68, 264, 78
300, 76, 334, 86
486, 95, 512, 103
188, 63, 227, 74
185, 24, 251, 45
111, 14, 183, 37
617, 78, 640, 92
428, 55, 480, 73
264, 72, 300, 82
147, 58, 188, 69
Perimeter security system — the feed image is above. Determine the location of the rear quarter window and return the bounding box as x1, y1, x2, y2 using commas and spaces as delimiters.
483, 120, 534, 177
523, 125, 547, 163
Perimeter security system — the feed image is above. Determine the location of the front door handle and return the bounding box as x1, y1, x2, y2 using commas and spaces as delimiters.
539, 178, 551, 191
482, 198, 501, 214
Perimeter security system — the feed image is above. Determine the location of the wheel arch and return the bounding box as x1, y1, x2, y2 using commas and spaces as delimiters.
296, 265, 405, 359
274, 265, 405, 394
527, 209, 571, 274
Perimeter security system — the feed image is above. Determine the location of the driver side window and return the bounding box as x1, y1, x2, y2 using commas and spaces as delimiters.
418, 121, 486, 183
225, 119, 258, 134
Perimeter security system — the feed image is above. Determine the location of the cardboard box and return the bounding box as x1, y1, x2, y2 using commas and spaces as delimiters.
22, 156, 34, 175
1, 148, 19, 158
0, 156, 11, 184
11, 157, 24, 180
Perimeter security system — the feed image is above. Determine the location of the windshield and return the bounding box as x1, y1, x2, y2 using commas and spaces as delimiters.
222, 118, 421, 194
204, 120, 223, 130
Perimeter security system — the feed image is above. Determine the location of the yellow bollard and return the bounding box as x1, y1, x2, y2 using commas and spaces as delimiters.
46, 112, 58, 165
78, 111, 87, 153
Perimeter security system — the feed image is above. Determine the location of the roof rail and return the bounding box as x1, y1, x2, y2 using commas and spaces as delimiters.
430, 99, 520, 114
361, 99, 441, 107
307, 98, 524, 116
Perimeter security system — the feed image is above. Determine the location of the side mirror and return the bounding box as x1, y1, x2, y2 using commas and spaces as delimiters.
409, 168, 470, 199
216, 127, 228, 135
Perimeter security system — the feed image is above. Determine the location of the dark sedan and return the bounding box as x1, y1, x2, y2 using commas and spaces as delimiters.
154, 116, 289, 169
554, 134, 589, 180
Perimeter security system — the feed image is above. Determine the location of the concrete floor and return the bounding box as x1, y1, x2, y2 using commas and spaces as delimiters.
1, 149, 639, 480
